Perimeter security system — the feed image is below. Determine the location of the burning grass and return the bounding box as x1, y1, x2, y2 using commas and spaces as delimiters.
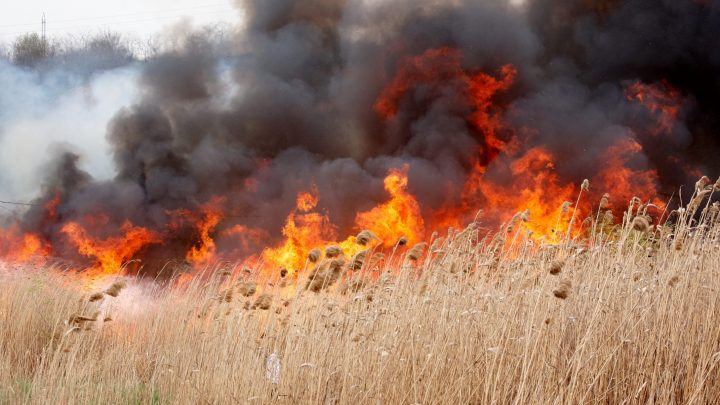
1, 188, 720, 404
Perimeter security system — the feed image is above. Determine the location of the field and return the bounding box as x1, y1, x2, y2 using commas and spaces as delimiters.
1, 198, 720, 404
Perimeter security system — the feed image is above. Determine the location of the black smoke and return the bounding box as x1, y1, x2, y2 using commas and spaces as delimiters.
7, 0, 720, 272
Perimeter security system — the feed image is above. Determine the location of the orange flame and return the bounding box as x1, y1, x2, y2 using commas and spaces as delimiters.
168, 196, 225, 265
591, 138, 660, 207
0, 47, 686, 281
0, 226, 54, 261
625, 80, 684, 136
60, 220, 161, 274
264, 182, 353, 272
355, 165, 425, 245
374, 47, 515, 163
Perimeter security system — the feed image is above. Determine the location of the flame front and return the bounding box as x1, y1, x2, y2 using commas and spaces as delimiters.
0, 47, 684, 278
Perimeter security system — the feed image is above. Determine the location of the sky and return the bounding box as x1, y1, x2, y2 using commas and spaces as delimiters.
0, 0, 243, 43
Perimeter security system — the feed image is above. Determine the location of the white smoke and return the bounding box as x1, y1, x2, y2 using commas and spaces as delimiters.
0, 61, 140, 202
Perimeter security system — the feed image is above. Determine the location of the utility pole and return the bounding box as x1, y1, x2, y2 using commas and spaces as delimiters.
41, 13, 46, 53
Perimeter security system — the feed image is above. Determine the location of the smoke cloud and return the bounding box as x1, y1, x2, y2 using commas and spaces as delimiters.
2, 0, 718, 273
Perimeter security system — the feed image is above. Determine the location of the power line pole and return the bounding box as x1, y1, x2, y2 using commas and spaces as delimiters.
41, 12, 46, 52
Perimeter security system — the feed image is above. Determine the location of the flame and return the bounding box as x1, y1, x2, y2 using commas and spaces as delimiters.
0, 47, 688, 280
297, 183, 320, 212
60, 220, 161, 274
168, 196, 225, 265
468, 64, 517, 161
374, 47, 515, 163
264, 183, 353, 272
625, 80, 684, 136
355, 165, 425, 245
0, 226, 54, 261
591, 138, 660, 207
45, 191, 61, 219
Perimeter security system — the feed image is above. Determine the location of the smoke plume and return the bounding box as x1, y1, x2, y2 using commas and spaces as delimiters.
2, 0, 718, 274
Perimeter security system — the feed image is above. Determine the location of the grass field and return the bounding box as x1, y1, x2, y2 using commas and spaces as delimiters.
1, 195, 719, 404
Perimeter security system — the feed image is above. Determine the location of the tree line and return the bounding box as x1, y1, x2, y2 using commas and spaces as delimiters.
0, 24, 233, 75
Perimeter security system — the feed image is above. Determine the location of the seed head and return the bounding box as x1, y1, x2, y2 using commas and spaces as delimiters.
689, 189, 711, 211
600, 193, 610, 208
581, 179, 589, 192
561, 201, 572, 214
88, 292, 104, 303
307, 248, 322, 263
710, 202, 720, 215
350, 250, 368, 271
325, 258, 346, 286
475, 210, 483, 221
279, 268, 288, 278
324, 245, 343, 258
104, 279, 127, 298
506, 212, 522, 234
549, 259, 564, 275
356, 230, 379, 246
396, 236, 408, 246
218, 287, 234, 303
252, 293, 273, 310
406, 243, 427, 261
236, 281, 257, 297
696, 175, 710, 191
603, 210, 614, 224
552, 279, 572, 300
631, 197, 641, 206
520, 209, 532, 223
307, 272, 327, 293
632, 216, 650, 233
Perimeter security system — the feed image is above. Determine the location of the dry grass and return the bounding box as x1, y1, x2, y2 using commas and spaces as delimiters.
1, 196, 720, 404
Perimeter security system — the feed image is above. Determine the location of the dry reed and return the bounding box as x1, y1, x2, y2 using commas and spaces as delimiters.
1, 193, 719, 404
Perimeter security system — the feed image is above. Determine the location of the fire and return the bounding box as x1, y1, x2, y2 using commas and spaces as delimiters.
625, 80, 684, 136
60, 220, 161, 274
0, 226, 54, 261
374, 47, 515, 163
355, 165, 425, 245
297, 184, 320, 212
453, 147, 576, 240
45, 191, 61, 219
0, 46, 690, 280
468, 64, 517, 161
591, 138, 660, 207
264, 183, 353, 273
168, 196, 225, 265
374, 47, 463, 120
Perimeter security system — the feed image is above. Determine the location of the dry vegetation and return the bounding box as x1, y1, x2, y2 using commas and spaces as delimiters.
2, 186, 720, 404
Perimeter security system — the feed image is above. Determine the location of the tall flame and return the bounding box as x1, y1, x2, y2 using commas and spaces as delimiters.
168, 196, 225, 266
355, 165, 424, 245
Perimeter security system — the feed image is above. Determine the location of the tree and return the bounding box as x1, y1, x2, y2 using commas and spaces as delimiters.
12, 33, 49, 66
